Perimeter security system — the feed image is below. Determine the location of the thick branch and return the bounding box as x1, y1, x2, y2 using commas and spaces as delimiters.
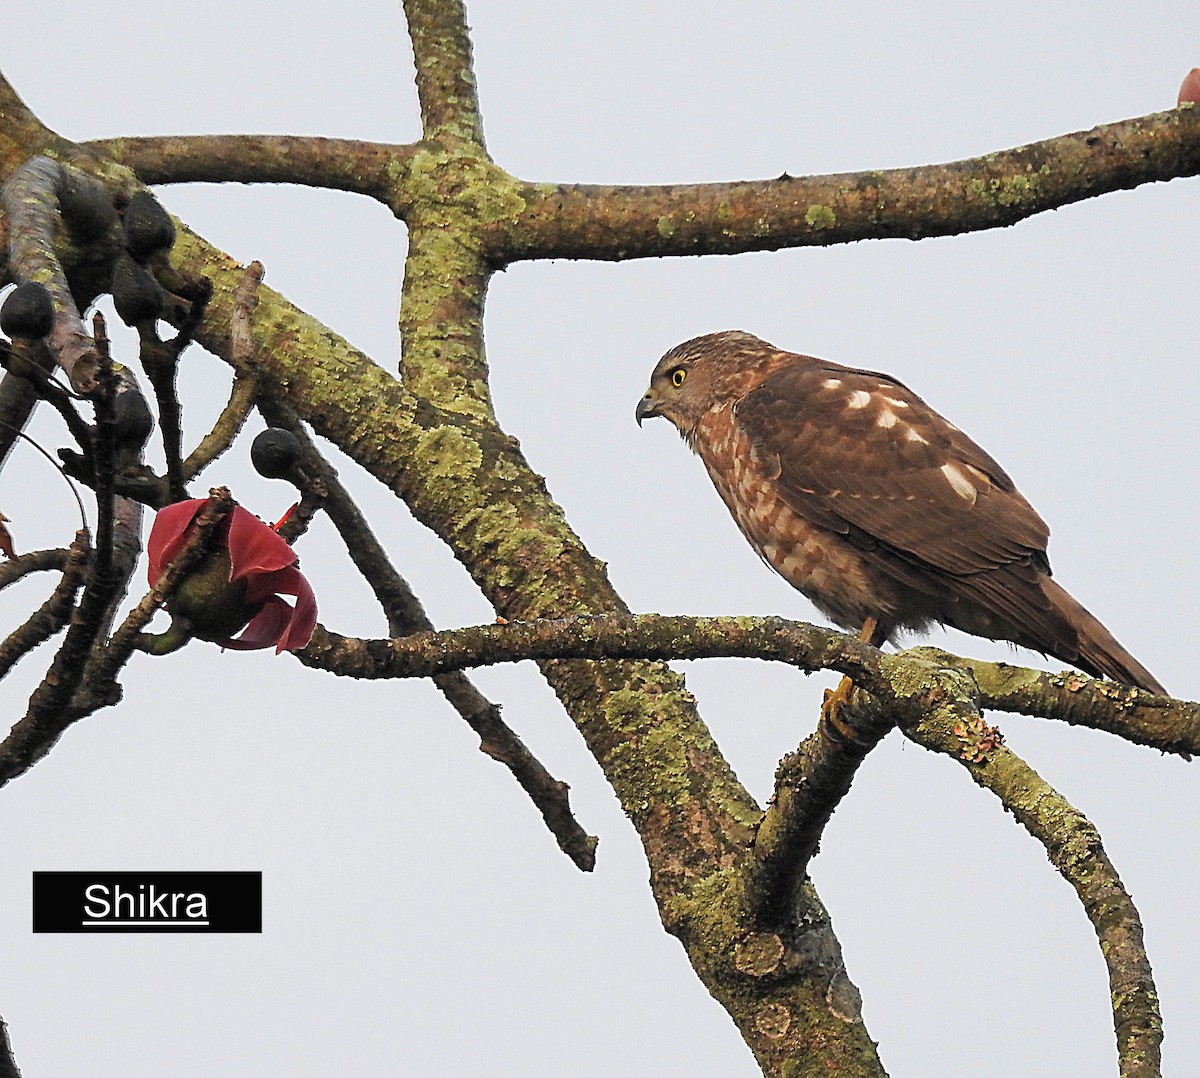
85, 135, 418, 213
0, 157, 110, 392
495, 108, 1200, 264
403, 0, 487, 145
748, 696, 896, 926
906, 706, 1161, 1077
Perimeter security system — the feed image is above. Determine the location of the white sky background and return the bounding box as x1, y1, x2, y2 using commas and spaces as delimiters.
2, 3, 1198, 1075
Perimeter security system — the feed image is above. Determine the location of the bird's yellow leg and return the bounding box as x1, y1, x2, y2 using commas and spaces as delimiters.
819, 617, 885, 747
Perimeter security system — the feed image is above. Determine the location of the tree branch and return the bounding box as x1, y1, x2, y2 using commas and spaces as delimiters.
905, 704, 1161, 1077
298, 613, 886, 686
747, 696, 896, 927
298, 615, 1197, 753
0, 547, 68, 590
7, 48, 1189, 1067
0, 157, 112, 392
0, 530, 88, 681
916, 647, 1197, 757
0, 489, 232, 788
84, 135, 419, 213
258, 396, 597, 870
403, 0, 487, 145
495, 108, 1200, 264
182, 261, 262, 481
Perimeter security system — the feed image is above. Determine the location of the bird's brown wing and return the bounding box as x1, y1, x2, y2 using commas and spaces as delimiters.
733, 357, 1051, 579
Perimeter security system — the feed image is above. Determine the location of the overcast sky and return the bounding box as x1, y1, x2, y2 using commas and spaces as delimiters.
3, 3, 1199, 1075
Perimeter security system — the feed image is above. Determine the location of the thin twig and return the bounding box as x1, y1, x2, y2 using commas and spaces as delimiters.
140, 333, 187, 502
0, 531, 89, 681
0, 548, 68, 590
89, 312, 117, 576
259, 396, 598, 870
182, 262, 262, 481
131, 251, 210, 503
72, 488, 234, 715
0, 489, 232, 788
0, 340, 94, 465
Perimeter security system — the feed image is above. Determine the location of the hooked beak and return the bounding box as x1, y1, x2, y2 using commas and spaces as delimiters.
635, 392, 661, 427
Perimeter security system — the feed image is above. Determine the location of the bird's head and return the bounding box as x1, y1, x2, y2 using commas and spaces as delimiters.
636, 330, 777, 441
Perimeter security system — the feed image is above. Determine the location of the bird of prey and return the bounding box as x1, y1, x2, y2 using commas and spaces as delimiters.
636, 330, 1165, 696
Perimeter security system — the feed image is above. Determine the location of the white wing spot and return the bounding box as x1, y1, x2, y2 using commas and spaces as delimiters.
822, 378, 842, 390
905, 428, 928, 444
884, 397, 909, 408
847, 390, 871, 409
876, 409, 898, 428
940, 463, 977, 504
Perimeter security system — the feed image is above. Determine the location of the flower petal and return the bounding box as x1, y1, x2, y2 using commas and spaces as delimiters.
221, 597, 293, 651
146, 499, 206, 585
226, 505, 298, 581
223, 566, 317, 653
274, 566, 317, 652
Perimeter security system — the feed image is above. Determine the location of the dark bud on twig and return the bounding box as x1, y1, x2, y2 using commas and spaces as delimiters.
251, 427, 302, 479
58, 170, 120, 243
111, 252, 165, 328
122, 190, 176, 261
0, 281, 55, 340
111, 389, 154, 451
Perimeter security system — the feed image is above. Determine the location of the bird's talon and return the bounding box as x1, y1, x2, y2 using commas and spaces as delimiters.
819, 683, 874, 749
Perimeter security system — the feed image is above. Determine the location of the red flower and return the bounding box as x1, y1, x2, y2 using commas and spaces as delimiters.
1179, 68, 1200, 106
147, 498, 317, 653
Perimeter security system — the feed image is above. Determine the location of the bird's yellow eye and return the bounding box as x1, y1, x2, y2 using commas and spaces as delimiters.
670, 368, 686, 387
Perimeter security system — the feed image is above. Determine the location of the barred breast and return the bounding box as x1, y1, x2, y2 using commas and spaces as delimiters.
692, 404, 915, 633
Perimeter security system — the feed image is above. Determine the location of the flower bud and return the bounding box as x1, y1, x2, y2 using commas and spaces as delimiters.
58, 171, 119, 243
0, 281, 54, 340
111, 252, 165, 328
112, 389, 154, 451
250, 428, 302, 479
122, 190, 176, 261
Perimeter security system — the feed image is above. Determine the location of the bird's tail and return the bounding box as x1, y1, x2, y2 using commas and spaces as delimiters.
1040, 577, 1167, 695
